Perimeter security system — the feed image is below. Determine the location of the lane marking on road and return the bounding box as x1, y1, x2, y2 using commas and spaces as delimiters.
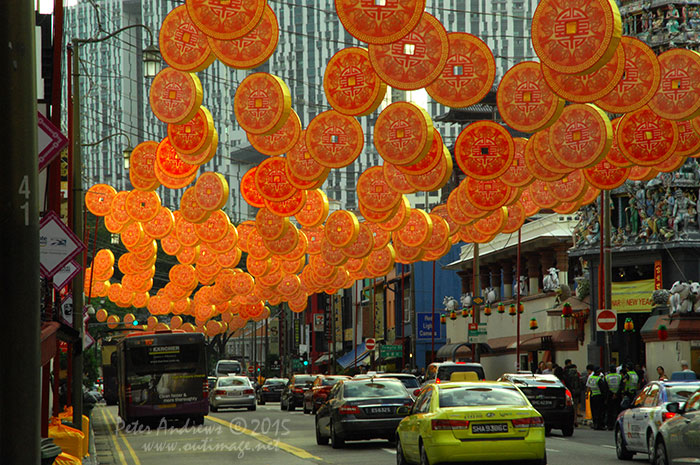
104, 407, 143, 465
99, 407, 130, 465
382, 448, 397, 455
546, 448, 560, 453
206, 415, 322, 461
601, 445, 616, 449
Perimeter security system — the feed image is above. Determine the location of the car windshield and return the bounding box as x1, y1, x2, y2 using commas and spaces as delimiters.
344, 381, 407, 398
322, 377, 346, 386
217, 362, 241, 373
379, 376, 420, 388
265, 380, 286, 386
439, 386, 528, 407
667, 385, 700, 403
293, 376, 315, 385
510, 377, 562, 387
218, 378, 248, 387
436, 365, 484, 381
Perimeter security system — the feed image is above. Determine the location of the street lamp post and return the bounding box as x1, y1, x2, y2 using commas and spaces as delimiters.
82, 132, 134, 172
70, 24, 159, 430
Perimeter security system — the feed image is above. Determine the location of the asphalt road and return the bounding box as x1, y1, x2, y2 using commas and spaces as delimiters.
92, 403, 654, 465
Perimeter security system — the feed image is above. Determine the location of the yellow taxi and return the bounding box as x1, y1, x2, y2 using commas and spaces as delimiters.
396, 381, 546, 465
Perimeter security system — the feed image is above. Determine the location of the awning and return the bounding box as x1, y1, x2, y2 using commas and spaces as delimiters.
337, 342, 370, 368
314, 354, 330, 365
506, 330, 578, 351
436, 342, 472, 361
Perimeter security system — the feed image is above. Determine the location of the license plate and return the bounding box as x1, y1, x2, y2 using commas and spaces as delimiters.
229, 391, 241, 396
472, 423, 508, 433
531, 400, 554, 407
367, 406, 393, 415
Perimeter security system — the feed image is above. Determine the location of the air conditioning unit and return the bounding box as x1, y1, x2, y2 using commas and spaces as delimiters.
403, 298, 411, 323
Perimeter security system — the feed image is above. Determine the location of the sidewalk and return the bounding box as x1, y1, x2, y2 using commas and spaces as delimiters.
84, 405, 119, 465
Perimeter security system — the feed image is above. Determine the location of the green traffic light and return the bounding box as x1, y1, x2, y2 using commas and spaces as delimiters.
303, 360, 309, 366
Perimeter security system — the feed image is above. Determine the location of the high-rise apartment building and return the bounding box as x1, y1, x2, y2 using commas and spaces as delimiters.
64, 0, 537, 216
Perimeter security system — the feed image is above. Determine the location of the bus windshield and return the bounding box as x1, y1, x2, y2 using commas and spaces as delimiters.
118, 333, 208, 419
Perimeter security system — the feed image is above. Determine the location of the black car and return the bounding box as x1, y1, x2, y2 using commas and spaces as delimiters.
257, 378, 288, 404
280, 374, 316, 411
372, 373, 420, 395
315, 377, 413, 448
499, 373, 575, 436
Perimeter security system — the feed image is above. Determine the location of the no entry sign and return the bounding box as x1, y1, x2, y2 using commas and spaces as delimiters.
596, 309, 617, 332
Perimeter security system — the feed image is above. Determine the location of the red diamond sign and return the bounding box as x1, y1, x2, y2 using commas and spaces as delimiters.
38, 112, 68, 171
40, 211, 85, 278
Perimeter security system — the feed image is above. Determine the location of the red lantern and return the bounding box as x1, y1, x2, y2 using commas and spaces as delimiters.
440, 314, 446, 324
450, 311, 457, 321
529, 318, 538, 330
658, 324, 668, 341
623, 318, 634, 332
508, 304, 517, 316
484, 305, 492, 316
462, 308, 470, 318
518, 303, 525, 314
562, 302, 573, 318
497, 302, 504, 313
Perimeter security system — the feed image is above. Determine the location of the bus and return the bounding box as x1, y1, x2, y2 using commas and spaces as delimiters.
116, 330, 208, 425
101, 339, 119, 405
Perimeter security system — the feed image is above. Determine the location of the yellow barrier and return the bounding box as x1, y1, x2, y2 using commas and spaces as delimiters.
48, 417, 84, 459
58, 408, 90, 457
585, 392, 592, 420
54, 452, 82, 465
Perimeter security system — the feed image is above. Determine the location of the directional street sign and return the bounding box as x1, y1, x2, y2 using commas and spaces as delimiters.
596, 309, 617, 332
40, 211, 85, 278
380, 344, 402, 359
37, 112, 68, 171
468, 323, 488, 343
52, 260, 81, 291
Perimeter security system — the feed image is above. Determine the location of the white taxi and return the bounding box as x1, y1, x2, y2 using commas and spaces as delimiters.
615, 380, 700, 460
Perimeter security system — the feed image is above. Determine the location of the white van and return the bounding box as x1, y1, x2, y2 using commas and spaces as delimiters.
214, 359, 243, 377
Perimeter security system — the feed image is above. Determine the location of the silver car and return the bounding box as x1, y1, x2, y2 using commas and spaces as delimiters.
210, 376, 256, 412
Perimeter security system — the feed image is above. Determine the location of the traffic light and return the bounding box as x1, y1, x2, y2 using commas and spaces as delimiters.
302, 353, 309, 367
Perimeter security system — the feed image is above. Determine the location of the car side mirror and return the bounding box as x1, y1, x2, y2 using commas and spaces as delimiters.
666, 402, 682, 414
413, 388, 422, 397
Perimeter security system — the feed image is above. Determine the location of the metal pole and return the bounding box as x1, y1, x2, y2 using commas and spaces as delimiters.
410, 265, 416, 369
516, 229, 522, 371
603, 190, 613, 370
431, 261, 436, 364
355, 282, 359, 371
473, 243, 481, 363
400, 264, 405, 369
0, 1, 39, 462
71, 39, 85, 431
330, 295, 335, 375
